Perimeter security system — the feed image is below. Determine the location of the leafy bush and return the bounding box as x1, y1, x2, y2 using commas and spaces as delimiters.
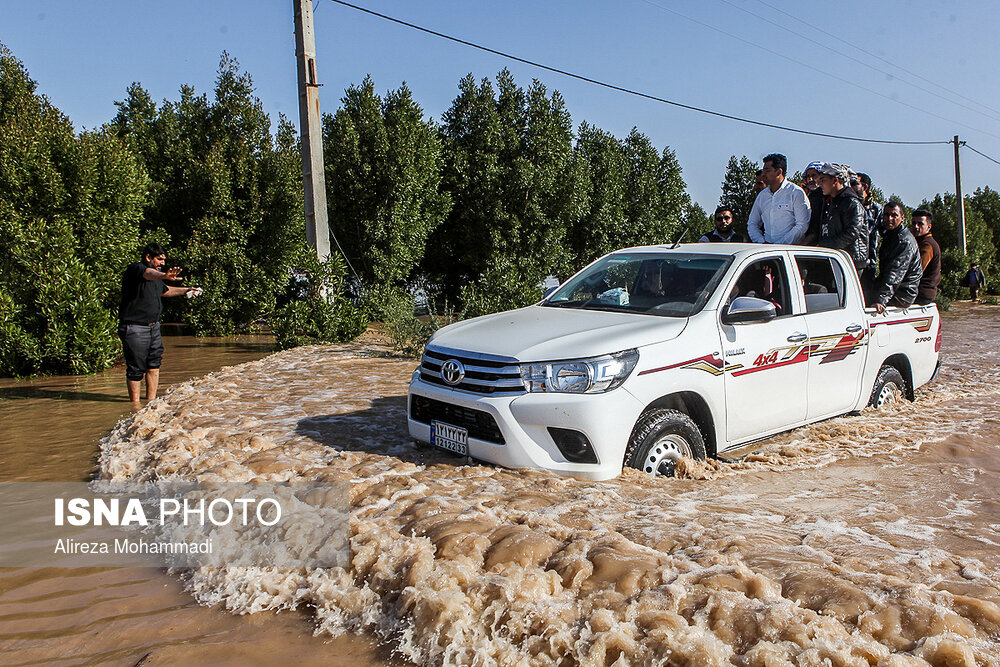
0, 211, 121, 375
112, 54, 320, 336
270, 254, 367, 351
460, 259, 547, 319
0, 45, 147, 376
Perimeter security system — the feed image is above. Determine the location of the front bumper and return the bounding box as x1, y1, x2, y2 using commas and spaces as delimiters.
407, 375, 645, 481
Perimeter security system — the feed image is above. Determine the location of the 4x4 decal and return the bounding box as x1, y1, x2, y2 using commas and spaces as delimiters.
640, 330, 870, 378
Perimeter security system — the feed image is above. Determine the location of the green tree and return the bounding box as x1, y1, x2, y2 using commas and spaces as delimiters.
426, 70, 581, 315
568, 126, 689, 268
719, 155, 759, 238
920, 193, 996, 299
323, 77, 450, 295
568, 122, 627, 266
685, 202, 710, 238
623, 129, 688, 248
0, 45, 148, 376
969, 186, 1000, 251
112, 53, 360, 337
655, 144, 692, 241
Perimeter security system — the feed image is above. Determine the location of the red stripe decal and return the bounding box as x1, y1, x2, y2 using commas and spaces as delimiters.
639, 353, 721, 376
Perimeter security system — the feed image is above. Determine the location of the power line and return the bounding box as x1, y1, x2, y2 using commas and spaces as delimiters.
326, 0, 951, 146
750, 0, 1000, 120
965, 143, 1000, 168
712, 0, 1000, 125
637, 0, 1000, 140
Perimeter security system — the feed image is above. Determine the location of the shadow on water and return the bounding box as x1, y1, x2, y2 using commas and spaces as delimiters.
0, 386, 128, 403
294, 396, 459, 468
171, 341, 277, 353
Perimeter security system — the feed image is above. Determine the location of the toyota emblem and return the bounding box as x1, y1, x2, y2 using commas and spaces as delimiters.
440, 359, 466, 385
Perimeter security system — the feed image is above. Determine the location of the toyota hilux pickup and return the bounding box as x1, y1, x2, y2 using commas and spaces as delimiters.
407, 243, 942, 480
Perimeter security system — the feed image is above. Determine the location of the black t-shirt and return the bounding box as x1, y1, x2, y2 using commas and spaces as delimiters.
119, 262, 168, 324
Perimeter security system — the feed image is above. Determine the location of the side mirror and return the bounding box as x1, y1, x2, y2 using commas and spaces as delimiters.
722, 296, 776, 325
542, 286, 559, 299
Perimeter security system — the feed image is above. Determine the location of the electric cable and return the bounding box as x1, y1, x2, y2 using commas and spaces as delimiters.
750, 0, 1000, 119
712, 0, 1000, 124
326, 0, 952, 146
965, 143, 1000, 168
637, 0, 1000, 139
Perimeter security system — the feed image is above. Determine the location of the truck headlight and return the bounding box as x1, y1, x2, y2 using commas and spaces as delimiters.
520, 349, 639, 393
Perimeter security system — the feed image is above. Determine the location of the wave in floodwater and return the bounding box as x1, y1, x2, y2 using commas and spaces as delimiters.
99, 309, 1000, 665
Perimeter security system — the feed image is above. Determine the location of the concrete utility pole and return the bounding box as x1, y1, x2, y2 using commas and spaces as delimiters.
294, 0, 330, 261
954, 135, 967, 254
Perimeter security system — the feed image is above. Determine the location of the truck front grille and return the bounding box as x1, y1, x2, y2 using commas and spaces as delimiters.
409, 395, 506, 445
419, 346, 525, 396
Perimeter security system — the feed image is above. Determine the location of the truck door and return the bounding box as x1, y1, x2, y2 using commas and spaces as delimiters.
722, 255, 809, 443
793, 254, 867, 419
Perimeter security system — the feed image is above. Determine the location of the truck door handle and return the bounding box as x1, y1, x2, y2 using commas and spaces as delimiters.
786, 333, 808, 342
846, 324, 863, 333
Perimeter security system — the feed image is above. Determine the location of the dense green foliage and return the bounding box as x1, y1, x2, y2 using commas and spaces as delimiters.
568, 125, 690, 267
6, 37, 999, 374
719, 155, 760, 239
110, 54, 352, 336
0, 45, 148, 376
422, 71, 585, 316
323, 77, 450, 296
917, 190, 997, 301
269, 253, 367, 350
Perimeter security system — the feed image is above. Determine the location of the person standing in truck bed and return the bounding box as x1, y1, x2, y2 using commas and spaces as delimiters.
869, 202, 922, 313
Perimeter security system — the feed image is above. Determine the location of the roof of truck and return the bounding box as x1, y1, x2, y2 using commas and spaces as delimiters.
615, 242, 847, 260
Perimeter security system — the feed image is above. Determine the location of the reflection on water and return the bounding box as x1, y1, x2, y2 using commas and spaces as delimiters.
0, 334, 395, 666
0, 334, 276, 482
86, 304, 1000, 665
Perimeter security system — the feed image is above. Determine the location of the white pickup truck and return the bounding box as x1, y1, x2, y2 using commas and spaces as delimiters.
407, 243, 941, 480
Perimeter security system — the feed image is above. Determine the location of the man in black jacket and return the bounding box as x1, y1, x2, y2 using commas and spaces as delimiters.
816, 163, 868, 276
870, 201, 922, 313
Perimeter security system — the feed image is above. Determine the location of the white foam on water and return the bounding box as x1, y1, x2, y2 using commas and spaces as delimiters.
97, 311, 1000, 664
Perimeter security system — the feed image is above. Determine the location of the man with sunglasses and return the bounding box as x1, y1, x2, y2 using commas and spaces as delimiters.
911, 209, 940, 305
699, 206, 745, 243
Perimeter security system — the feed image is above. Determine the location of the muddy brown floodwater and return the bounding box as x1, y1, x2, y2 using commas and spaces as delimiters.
3, 305, 1000, 665
0, 334, 396, 666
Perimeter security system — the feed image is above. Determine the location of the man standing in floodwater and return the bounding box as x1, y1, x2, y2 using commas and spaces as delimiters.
118, 243, 201, 407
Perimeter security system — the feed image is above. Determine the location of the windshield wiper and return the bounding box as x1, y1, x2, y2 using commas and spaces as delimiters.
542, 300, 586, 308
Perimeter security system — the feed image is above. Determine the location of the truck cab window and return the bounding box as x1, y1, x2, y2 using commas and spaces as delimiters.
795, 256, 845, 313
731, 258, 791, 315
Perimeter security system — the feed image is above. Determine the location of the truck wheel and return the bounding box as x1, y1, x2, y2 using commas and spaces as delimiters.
869, 365, 906, 408
625, 409, 706, 477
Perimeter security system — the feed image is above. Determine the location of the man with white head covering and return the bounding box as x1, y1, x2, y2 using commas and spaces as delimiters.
816, 162, 868, 275
800, 160, 826, 245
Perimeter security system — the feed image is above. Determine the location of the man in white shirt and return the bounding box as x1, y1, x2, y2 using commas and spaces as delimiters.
747, 153, 811, 244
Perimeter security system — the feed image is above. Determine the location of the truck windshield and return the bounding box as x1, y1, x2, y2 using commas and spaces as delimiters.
542, 253, 732, 317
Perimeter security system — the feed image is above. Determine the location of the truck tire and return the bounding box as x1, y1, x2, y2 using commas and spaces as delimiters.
625, 409, 706, 477
869, 365, 906, 408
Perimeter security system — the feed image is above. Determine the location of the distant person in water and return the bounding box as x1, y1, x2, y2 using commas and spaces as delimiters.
965, 263, 987, 302
118, 243, 201, 407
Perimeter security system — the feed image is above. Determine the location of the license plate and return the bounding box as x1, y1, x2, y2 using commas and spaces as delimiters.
431, 421, 469, 456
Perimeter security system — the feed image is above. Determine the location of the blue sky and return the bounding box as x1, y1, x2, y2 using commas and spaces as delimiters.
4, 0, 999, 213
